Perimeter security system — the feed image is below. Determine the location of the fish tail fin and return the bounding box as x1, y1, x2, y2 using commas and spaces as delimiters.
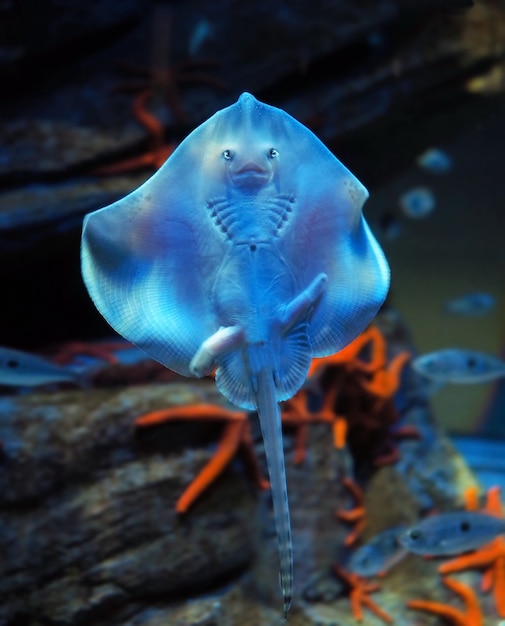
254, 363, 293, 617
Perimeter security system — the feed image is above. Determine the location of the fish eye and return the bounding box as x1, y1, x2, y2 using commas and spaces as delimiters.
269, 148, 279, 158
467, 357, 477, 368
222, 149, 233, 160
460, 521, 471, 532
409, 529, 422, 541
7, 359, 19, 369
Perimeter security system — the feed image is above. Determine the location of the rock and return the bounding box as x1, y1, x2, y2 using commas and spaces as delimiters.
0, 381, 229, 504
0, 174, 149, 233
0, 382, 259, 624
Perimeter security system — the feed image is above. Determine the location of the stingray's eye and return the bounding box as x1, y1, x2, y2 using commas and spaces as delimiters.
222, 149, 233, 160
269, 148, 279, 159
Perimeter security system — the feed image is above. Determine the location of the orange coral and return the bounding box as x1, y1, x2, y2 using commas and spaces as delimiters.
286, 325, 415, 468
407, 576, 483, 626
336, 477, 366, 547
93, 7, 226, 177
135, 404, 268, 513
333, 564, 393, 623
51, 340, 133, 365
92, 90, 177, 175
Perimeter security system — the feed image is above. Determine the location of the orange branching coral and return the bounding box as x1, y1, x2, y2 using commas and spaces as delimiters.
51, 340, 133, 365
407, 576, 483, 626
439, 486, 505, 617
135, 404, 268, 513
280, 391, 318, 465
92, 90, 177, 175
93, 7, 226, 177
336, 477, 366, 547
114, 57, 227, 125
280, 387, 338, 464
285, 325, 415, 468
113, 4, 227, 125
333, 564, 393, 624
307, 325, 387, 378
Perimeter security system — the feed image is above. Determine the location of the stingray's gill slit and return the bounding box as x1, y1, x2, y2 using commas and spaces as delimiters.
206, 194, 296, 244
81, 92, 390, 616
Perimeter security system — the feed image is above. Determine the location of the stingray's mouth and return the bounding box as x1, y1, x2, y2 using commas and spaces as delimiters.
231, 163, 271, 186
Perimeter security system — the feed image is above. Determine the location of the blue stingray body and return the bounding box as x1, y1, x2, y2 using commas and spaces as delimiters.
81, 93, 390, 615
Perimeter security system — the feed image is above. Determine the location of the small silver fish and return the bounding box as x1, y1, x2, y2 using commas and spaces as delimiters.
444, 292, 495, 317
416, 148, 452, 173
0, 346, 86, 387
412, 348, 505, 384
348, 526, 408, 577
188, 18, 214, 56
399, 187, 435, 219
400, 511, 505, 556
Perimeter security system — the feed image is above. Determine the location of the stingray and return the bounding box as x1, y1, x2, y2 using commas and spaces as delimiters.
81, 93, 390, 616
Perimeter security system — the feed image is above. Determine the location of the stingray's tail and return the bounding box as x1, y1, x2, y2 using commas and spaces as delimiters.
254, 366, 293, 618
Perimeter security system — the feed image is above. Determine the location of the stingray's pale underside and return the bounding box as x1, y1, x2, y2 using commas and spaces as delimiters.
81, 93, 390, 616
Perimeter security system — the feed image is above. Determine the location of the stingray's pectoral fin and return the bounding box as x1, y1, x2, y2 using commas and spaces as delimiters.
189, 325, 245, 377
280, 273, 328, 333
